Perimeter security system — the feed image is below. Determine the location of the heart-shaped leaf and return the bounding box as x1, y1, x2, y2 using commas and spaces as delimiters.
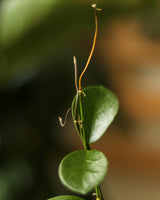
48, 195, 85, 200
59, 150, 108, 195
72, 85, 119, 144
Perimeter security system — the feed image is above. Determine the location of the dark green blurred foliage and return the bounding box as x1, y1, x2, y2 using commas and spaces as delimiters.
0, 0, 159, 200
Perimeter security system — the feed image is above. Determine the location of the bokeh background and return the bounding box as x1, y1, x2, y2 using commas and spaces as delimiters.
0, 0, 160, 200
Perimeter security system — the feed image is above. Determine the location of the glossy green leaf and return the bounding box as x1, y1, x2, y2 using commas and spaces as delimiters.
59, 150, 108, 195
72, 85, 119, 144
48, 195, 85, 200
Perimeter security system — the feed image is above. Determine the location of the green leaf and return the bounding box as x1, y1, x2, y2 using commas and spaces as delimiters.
59, 150, 108, 195
72, 85, 119, 144
48, 195, 85, 200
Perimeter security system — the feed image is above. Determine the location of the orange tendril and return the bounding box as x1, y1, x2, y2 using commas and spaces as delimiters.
78, 4, 101, 90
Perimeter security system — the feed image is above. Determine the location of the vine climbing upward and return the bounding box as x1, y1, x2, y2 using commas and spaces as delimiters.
48, 4, 119, 200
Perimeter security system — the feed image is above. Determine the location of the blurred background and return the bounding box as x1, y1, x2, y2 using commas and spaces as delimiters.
0, 0, 160, 200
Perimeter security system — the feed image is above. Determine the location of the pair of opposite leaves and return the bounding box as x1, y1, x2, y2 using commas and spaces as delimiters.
48, 85, 119, 200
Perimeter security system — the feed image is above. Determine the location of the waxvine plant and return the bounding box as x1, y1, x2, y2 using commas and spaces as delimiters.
48, 4, 119, 200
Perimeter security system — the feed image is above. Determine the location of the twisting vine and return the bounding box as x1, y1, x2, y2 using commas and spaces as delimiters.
48, 4, 119, 200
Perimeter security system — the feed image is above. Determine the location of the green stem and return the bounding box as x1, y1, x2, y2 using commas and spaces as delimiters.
95, 185, 104, 200
78, 91, 103, 198
78, 92, 90, 150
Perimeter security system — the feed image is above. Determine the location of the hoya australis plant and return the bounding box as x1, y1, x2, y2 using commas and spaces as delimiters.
48, 4, 119, 200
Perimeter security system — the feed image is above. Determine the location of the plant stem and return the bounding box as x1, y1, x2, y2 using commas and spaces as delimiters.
95, 185, 104, 200
78, 92, 90, 150
78, 91, 103, 199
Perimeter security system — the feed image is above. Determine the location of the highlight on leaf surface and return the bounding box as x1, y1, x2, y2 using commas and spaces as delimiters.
59, 150, 108, 195
72, 85, 119, 144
